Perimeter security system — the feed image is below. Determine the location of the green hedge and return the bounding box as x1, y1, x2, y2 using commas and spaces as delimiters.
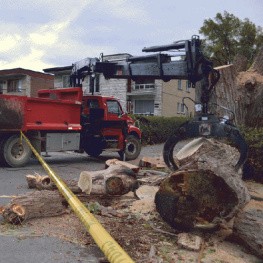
132, 115, 188, 145
241, 127, 263, 148
240, 127, 263, 181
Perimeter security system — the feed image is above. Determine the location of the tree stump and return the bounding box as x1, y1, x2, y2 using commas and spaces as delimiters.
155, 138, 250, 231
205, 48, 263, 128
78, 164, 138, 195
2, 190, 68, 224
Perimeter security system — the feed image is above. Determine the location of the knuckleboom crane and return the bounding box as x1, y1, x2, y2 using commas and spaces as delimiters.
70, 35, 248, 171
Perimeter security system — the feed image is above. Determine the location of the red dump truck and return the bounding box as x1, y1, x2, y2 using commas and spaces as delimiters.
0, 87, 141, 167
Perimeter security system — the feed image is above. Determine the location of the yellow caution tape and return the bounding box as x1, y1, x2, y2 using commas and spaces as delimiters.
20, 131, 135, 263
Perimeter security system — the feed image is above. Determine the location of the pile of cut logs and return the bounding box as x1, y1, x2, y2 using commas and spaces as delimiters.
0, 139, 262, 258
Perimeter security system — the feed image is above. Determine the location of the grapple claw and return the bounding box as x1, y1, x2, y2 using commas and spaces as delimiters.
163, 115, 248, 171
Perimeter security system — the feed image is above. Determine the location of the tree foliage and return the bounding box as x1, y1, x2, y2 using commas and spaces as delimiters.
199, 11, 263, 67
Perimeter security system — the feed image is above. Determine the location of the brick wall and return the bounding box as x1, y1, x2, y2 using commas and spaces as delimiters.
30, 77, 54, 97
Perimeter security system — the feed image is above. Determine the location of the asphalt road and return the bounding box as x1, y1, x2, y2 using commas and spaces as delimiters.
0, 144, 164, 263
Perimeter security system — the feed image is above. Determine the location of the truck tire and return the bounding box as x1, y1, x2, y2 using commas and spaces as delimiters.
85, 147, 103, 158
124, 135, 141, 160
2, 135, 32, 167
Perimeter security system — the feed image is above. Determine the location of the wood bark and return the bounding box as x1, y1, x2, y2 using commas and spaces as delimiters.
2, 190, 68, 224
26, 174, 82, 193
78, 164, 138, 195
155, 138, 250, 231
208, 48, 263, 128
232, 200, 263, 259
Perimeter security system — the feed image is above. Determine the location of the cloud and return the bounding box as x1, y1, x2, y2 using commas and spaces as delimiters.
0, 34, 22, 53
0, 1, 93, 71
29, 22, 68, 46
0, 0, 261, 72
0, 48, 53, 70
89, 0, 151, 24
104, 0, 150, 24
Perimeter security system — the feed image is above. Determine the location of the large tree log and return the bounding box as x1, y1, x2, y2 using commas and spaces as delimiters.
232, 200, 263, 259
155, 138, 250, 231
78, 164, 138, 195
2, 190, 68, 224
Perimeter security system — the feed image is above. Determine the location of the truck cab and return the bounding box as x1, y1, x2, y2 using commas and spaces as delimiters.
81, 95, 141, 160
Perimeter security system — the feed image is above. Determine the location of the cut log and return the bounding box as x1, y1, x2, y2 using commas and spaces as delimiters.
2, 190, 68, 224
155, 138, 250, 231
26, 174, 82, 193
232, 200, 263, 259
139, 156, 166, 169
105, 158, 140, 173
78, 164, 138, 195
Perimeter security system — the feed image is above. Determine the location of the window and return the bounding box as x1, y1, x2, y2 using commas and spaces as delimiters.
7, 79, 22, 92
89, 74, 100, 93
134, 100, 154, 115
106, 100, 122, 115
186, 80, 191, 92
177, 102, 185, 114
178, 80, 182, 90
134, 78, 155, 90
177, 102, 181, 113
95, 74, 100, 92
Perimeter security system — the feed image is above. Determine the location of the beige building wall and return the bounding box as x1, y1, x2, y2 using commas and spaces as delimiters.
162, 79, 195, 117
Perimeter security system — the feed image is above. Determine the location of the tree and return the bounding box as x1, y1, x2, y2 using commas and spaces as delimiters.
199, 11, 263, 67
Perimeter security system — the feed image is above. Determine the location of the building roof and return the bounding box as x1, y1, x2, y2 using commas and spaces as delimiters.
0, 68, 54, 80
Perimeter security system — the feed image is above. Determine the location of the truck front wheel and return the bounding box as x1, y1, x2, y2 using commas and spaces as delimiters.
2, 135, 32, 167
124, 135, 141, 160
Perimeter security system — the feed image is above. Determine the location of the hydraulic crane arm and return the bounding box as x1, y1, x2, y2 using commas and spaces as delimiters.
94, 35, 213, 87
70, 35, 214, 88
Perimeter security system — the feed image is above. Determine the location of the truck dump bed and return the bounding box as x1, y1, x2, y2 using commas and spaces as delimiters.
0, 88, 83, 132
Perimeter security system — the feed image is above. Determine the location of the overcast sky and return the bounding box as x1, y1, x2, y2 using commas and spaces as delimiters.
0, 0, 262, 72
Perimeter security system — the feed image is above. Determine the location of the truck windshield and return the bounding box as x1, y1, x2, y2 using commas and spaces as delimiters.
106, 100, 122, 115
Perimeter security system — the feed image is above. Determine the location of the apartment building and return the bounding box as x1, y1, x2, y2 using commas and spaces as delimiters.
43, 55, 195, 117
0, 68, 54, 97
162, 79, 195, 117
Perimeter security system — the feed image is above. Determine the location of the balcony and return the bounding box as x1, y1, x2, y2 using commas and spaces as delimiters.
127, 83, 156, 96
